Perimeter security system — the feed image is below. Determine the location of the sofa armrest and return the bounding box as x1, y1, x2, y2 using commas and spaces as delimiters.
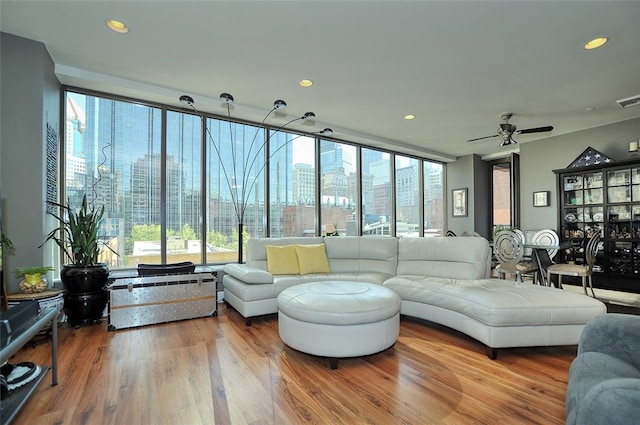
576, 378, 640, 425
223, 263, 274, 284
578, 313, 640, 370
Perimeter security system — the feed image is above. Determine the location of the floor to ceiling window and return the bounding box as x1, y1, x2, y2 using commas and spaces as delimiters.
490, 153, 520, 236
65, 92, 162, 269
395, 155, 421, 237
319, 140, 357, 236
205, 117, 265, 263
424, 161, 444, 236
165, 111, 203, 264
269, 131, 316, 237
362, 148, 392, 235
62, 89, 446, 269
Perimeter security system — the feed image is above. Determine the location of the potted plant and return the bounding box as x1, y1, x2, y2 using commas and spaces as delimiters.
15, 266, 54, 293
42, 194, 117, 327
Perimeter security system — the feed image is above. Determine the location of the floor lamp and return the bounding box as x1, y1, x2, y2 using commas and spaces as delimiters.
179, 93, 332, 263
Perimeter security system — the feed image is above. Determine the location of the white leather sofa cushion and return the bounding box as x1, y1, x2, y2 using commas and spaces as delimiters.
223, 273, 392, 303
224, 277, 279, 302
223, 263, 273, 284
396, 237, 491, 279
278, 281, 401, 325
301, 272, 390, 285
383, 276, 606, 327
324, 236, 398, 276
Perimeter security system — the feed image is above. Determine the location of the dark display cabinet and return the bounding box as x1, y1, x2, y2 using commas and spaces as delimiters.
554, 159, 640, 293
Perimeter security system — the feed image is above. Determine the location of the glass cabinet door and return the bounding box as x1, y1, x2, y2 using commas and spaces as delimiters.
605, 167, 637, 276
558, 162, 640, 289
633, 167, 640, 203
563, 175, 583, 206
633, 168, 640, 276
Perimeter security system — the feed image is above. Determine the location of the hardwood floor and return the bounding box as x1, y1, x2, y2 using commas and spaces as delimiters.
8, 304, 577, 424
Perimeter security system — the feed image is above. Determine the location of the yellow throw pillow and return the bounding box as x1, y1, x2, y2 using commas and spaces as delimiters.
265, 245, 299, 275
295, 244, 331, 275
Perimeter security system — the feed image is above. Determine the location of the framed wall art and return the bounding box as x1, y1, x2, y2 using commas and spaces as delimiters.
533, 190, 550, 207
452, 188, 468, 217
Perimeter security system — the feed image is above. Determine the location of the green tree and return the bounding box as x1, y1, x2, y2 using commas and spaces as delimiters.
181, 223, 197, 240
207, 230, 230, 248
131, 224, 162, 241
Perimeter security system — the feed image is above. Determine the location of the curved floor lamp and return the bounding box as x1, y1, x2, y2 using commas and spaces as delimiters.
179, 93, 332, 263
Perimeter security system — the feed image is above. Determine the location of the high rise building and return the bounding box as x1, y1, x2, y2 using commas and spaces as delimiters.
293, 163, 315, 205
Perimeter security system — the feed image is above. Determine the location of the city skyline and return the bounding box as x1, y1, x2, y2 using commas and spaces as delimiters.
63, 90, 444, 267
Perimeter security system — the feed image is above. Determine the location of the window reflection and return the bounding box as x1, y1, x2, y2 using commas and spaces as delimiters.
320, 141, 357, 236
63, 90, 446, 269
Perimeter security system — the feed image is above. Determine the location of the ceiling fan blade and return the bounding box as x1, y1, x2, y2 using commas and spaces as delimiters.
467, 134, 499, 143
516, 125, 553, 135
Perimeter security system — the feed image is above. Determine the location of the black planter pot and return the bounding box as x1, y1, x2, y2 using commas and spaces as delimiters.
63, 290, 109, 328
60, 264, 110, 328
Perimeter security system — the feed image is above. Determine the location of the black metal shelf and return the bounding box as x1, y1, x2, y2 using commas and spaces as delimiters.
0, 306, 58, 425
0, 367, 51, 425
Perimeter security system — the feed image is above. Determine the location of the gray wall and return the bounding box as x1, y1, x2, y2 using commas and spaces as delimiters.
519, 118, 640, 232
445, 119, 639, 239
472, 155, 490, 237
446, 154, 491, 238
1, 33, 61, 293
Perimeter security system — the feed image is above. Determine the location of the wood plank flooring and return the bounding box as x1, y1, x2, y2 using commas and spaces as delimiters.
7, 304, 577, 424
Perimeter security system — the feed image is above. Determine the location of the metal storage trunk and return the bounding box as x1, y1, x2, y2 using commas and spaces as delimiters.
107, 270, 217, 331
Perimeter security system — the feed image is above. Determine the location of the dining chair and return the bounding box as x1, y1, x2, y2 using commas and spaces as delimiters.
546, 233, 601, 297
461, 231, 482, 237
494, 230, 538, 283
531, 229, 560, 260
532, 248, 556, 287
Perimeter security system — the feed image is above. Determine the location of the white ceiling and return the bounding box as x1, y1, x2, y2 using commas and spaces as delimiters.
2, 1, 639, 162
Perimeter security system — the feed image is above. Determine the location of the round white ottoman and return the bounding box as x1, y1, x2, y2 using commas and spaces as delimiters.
277, 281, 401, 369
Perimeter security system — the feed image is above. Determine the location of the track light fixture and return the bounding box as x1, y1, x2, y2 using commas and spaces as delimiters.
178, 93, 323, 262
179, 95, 194, 106
220, 92, 234, 103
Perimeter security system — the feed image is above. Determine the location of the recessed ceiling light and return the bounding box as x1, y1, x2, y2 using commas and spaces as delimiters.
106, 19, 129, 34
299, 79, 313, 88
404, 114, 416, 120
584, 37, 608, 50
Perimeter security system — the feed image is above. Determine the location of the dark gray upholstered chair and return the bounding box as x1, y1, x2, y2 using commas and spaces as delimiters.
566, 313, 640, 425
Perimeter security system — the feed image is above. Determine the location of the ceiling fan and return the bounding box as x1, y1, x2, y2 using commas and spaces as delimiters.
467, 112, 553, 147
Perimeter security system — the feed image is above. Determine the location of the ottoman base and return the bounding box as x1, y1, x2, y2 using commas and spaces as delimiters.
277, 281, 401, 369
279, 311, 399, 369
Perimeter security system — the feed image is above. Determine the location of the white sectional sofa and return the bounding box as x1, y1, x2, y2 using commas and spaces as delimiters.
222, 236, 606, 358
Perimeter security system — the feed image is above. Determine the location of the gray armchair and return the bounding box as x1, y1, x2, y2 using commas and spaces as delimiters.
566, 313, 640, 425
